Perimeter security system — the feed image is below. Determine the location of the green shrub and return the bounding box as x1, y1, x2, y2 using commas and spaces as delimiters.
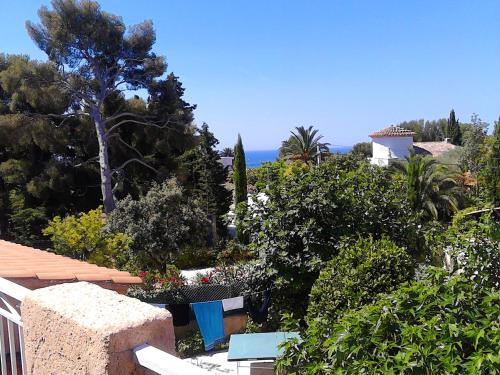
106, 179, 210, 272
216, 240, 254, 264
278, 269, 500, 374
43, 206, 131, 268
242, 156, 419, 325
176, 331, 205, 358
173, 246, 217, 269
431, 211, 500, 290
307, 236, 414, 325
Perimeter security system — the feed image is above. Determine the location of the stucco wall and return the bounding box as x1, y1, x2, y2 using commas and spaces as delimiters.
371, 136, 413, 166
21, 282, 175, 375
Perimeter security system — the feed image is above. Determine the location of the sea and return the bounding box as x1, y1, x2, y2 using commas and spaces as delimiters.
245, 146, 352, 168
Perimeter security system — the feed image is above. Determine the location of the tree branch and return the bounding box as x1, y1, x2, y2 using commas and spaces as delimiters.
74, 156, 99, 168
112, 158, 159, 175
105, 118, 175, 136
109, 133, 146, 159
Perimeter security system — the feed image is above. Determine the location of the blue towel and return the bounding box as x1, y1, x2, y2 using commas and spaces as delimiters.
192, 300, 225, 350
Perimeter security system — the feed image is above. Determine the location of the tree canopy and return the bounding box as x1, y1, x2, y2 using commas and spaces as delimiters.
27, 0, 170, 212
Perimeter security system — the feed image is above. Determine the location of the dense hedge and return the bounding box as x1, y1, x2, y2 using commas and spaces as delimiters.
278, 269, 500, 374
307, 236, 414, 325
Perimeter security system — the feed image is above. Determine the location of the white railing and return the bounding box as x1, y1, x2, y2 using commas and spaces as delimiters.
134, 344, 208, 375
0, 277, 31, 375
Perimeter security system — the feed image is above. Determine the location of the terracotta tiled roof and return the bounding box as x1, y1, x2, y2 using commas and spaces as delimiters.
0, 240, 142, 284
369, 126, 416, 138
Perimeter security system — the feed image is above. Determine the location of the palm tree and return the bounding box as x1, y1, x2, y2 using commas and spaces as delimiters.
279, 126, 330, 164
392, 152, 461, 220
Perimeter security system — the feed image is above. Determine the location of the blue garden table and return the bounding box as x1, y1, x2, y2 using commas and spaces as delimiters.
227, 332, 300, 374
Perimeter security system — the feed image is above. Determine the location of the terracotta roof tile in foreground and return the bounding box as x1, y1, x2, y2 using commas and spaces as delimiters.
369, 126, 416, 138
0, 240, 142, 285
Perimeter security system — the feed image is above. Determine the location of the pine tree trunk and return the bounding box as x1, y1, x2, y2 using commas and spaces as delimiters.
92, 106, 116, 213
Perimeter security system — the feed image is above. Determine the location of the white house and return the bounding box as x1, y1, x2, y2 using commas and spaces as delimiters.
369, 126, 416, 166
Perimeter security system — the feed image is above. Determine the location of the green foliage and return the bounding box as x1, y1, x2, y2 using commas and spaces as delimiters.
177, 123, 231, 239
399, 118, 447, 142
43, 206, 131, 267
436, 147, 463, 167
106, 179, 209, 272
7, 190, 47, 246
350, 142, 372, 158
392, 152, 462, 221
431, 212, 500, 290
484, 118, 500, 206
278, 237, 414, 373
307, 237, 414, 325
248, 159, 311, 193
459, 113, 489, 175
278, 269, 500, 374
242, 155, 419, 323
446, 109, 462, 145
176, 331, 205, 358
0, 53, 197, 245
279, 125, 330, 164
173, 246, 217, 270
233, 134, 248, 243
216, 240, 254, 264
26, 0, 194, 213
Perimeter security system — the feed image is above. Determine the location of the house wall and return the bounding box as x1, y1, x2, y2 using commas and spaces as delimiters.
371, 136, 413, 166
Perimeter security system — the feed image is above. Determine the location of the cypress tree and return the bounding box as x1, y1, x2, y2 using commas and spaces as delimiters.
446, 109, 462, 145
233, 134, 248, 243
485, 117, 500, 206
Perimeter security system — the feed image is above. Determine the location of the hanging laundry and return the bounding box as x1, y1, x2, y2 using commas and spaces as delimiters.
246, 290, 272, 324
167, 303, 190, 327
221, 296, 244, 312
191, 300, 225, 350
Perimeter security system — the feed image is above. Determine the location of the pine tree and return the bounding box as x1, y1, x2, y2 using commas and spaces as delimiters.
446, 109, 462, 145
178, 123, 231, 241
485, 117, 500, 206
233, 134, 248, 243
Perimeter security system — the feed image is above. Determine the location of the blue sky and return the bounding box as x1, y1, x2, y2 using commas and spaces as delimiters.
0, 1, 498, 149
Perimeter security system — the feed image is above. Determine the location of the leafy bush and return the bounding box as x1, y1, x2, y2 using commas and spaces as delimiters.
242, 155, 419, 323
176, 331, 205, 358
216, 240, 254, 264
246, 160, 310, 192
350, 142, 372, 158
173, 246, 217, 269
433, 211, 500, 290
278, 269, 500, 374
307, 237, 414, 325
43, 206, 131, 267
106, 179, 210, 272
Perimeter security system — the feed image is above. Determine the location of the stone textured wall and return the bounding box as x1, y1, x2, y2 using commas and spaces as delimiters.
21, 282, 175, 375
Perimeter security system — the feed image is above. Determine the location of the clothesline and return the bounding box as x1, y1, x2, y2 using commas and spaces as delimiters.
163, 288, 275, 351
